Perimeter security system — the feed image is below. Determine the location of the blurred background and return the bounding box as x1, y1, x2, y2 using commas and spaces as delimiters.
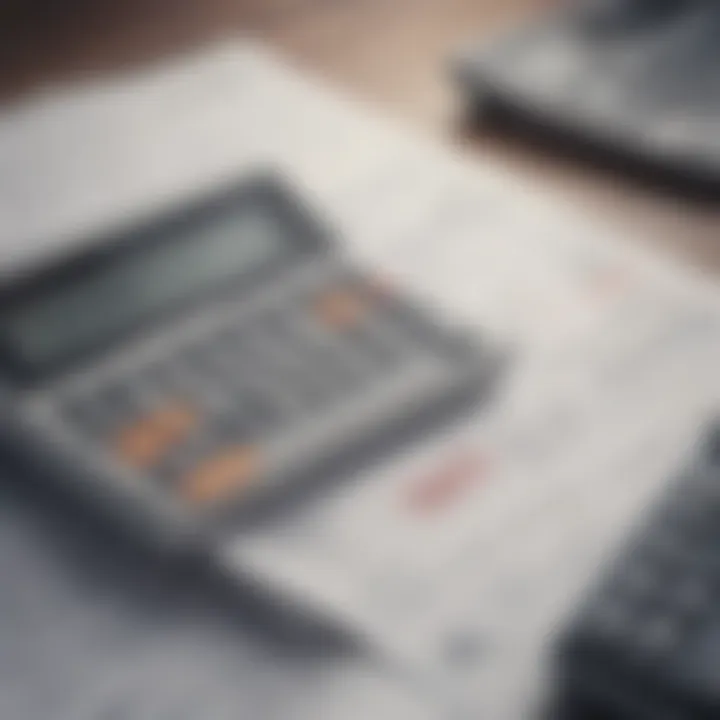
2, 0, 719, 273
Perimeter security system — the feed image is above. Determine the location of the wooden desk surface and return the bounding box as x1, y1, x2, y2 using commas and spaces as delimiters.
1, 0, 719, 271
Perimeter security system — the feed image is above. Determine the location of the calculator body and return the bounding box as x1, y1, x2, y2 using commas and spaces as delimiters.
554, 425, 720, 719
0, 175, 501, 560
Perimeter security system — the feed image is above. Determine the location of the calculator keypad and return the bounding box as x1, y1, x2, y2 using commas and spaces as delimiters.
571, 433, 720, 668
57, 269, 486, 516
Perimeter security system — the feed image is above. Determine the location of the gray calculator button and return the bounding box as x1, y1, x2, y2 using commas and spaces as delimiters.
64, 384, 135, 435
218, 325, 272, 373
220, 364, 281, 414
311, 319, 385, 392
240, 318, 343, 417
301, 353, 365, 412
251, 393, 285, 431
156, 423, 220, 487
156, 449, 193, 487
222, 350, 298, 426
347, 318, 410, 371
204, 351, 246, 392
162, 356, 225, 413
213, 406, 263, 444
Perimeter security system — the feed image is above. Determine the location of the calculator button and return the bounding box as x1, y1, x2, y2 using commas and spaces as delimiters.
64, 384, 136, 435
349, 317, 412, 371
304, 299, 399, 394
212, 323, 308, 417
113, 401, 197, 468
163, 356, 226, 410
228, 388, 283, 434
252, 312, 366, 415
180, 444, 262, 505
313, 288, 370, 330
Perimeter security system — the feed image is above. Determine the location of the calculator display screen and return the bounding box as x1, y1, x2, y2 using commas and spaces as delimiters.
0, 199, 296, 380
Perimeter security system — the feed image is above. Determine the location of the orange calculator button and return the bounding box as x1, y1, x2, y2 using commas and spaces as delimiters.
114, 402, 197, 468
314, 288, 369, 329
181, 445, 262, 505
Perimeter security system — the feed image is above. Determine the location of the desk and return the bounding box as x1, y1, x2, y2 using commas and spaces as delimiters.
0, 0, 718, 269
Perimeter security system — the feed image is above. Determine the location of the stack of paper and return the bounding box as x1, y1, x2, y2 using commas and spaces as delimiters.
3, 41, 720, 718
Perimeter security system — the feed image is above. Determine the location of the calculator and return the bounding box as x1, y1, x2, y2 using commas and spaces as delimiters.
554, 423, 720, 719
0, 174, 502, 555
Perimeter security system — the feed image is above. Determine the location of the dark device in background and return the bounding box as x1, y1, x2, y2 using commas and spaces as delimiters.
454, 1, 720, 196
552, 424, 720, 719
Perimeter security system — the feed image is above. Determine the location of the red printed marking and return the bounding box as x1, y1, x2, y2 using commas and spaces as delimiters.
406, 450, 487, 515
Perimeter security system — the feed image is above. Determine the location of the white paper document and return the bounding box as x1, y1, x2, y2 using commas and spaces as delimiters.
3, 41, 720, 718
